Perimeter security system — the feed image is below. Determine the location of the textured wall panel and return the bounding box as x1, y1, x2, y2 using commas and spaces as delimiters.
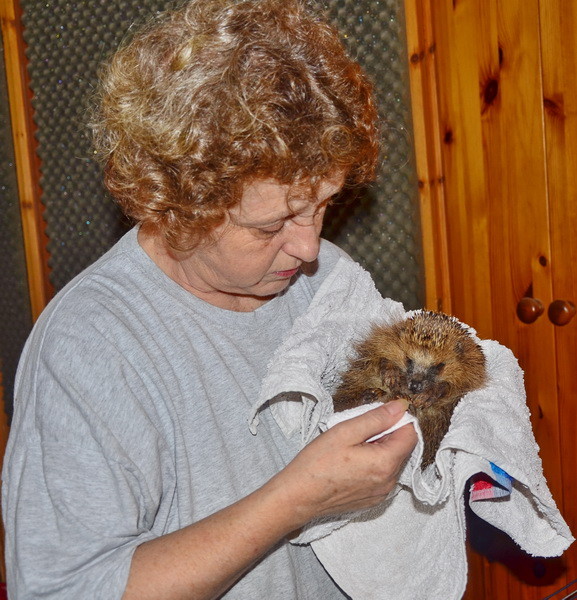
20, 0, 179, 291
19, 0, 423, 308
322, 0, 424, 308
0, 35, 33, 417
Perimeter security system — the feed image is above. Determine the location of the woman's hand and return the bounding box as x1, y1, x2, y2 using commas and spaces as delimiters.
123, 401, 415, 600
266, 400, 417, 529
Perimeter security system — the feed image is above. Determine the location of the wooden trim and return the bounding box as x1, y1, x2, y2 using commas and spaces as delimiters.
1, 2, 51, 583
1, 0, 52, 321
403, 0, 452, 313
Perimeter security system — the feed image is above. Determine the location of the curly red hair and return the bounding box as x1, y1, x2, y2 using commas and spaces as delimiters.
92, 0, 379, 250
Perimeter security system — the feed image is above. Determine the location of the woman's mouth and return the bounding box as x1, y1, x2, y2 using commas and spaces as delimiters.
273, 267, 299, 279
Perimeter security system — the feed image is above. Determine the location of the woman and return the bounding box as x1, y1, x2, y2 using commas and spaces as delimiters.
2, 1, 417, 598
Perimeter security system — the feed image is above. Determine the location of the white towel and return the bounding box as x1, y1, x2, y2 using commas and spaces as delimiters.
249, 257, 405, 444
249, 257, 574, 600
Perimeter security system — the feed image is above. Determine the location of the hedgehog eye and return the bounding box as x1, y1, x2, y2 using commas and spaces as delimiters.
427, 362, 445, 377
405, 358, 414, 374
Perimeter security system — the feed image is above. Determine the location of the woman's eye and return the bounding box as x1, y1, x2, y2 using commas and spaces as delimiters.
257, 225, 284, 236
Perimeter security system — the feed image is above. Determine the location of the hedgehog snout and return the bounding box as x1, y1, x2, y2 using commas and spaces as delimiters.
408, 379, 426, 393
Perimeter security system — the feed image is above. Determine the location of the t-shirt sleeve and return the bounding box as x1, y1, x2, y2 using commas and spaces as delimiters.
2, 314, 170, 599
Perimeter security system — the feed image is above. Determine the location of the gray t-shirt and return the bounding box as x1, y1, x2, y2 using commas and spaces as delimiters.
2, 228, 351, 599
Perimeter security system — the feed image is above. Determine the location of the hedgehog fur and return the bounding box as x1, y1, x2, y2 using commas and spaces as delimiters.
332, 311, 487, 469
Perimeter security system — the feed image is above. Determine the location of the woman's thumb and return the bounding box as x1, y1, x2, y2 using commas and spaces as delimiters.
338, 399, 410, 443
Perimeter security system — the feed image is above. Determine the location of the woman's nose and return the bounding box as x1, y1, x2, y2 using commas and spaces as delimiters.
283, 222, 321, 263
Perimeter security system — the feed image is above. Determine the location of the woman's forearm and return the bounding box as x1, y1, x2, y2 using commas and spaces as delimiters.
122, 402, 416, 600
122, 480, 300, 600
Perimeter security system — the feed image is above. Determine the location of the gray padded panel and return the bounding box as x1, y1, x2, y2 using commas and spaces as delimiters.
0, 35, 33, 417
322, 1, 424, 308
20, 1, 177, 291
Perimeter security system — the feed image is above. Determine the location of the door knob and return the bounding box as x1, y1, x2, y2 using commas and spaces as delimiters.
516, 297, 544, 324
548, 300, 576, 326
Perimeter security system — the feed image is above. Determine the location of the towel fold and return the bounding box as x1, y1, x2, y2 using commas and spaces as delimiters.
249, 257, 574, 599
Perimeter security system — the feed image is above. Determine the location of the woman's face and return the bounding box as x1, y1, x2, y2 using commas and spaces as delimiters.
173, 173, 345, 311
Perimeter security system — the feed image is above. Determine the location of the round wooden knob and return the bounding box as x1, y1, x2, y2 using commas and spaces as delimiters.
516, 297, 544, 324
548, 300, 576, 326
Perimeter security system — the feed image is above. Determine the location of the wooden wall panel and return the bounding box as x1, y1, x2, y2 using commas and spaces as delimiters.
428, 0, 495, 337
404, 0, 452, 313
486, 0, 562, 503
406, 0, 575, 598
539, 0, 577, 587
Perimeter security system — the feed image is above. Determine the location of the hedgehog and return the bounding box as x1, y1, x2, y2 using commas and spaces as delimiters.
332, 310, 487, 469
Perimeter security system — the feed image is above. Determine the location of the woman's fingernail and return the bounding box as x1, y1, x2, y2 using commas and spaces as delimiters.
384, 399, 409, 415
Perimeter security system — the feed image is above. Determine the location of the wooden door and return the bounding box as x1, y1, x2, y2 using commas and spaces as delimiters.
405, 0, 576, 598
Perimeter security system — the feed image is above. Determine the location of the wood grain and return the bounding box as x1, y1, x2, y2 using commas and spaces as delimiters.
538, 0, 577, 589
404, 0, 452, 314
405, 0, 576, 598
429, 0, 494, 337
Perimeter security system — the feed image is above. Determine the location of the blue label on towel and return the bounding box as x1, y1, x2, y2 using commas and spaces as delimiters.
490, 462, 514, 491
